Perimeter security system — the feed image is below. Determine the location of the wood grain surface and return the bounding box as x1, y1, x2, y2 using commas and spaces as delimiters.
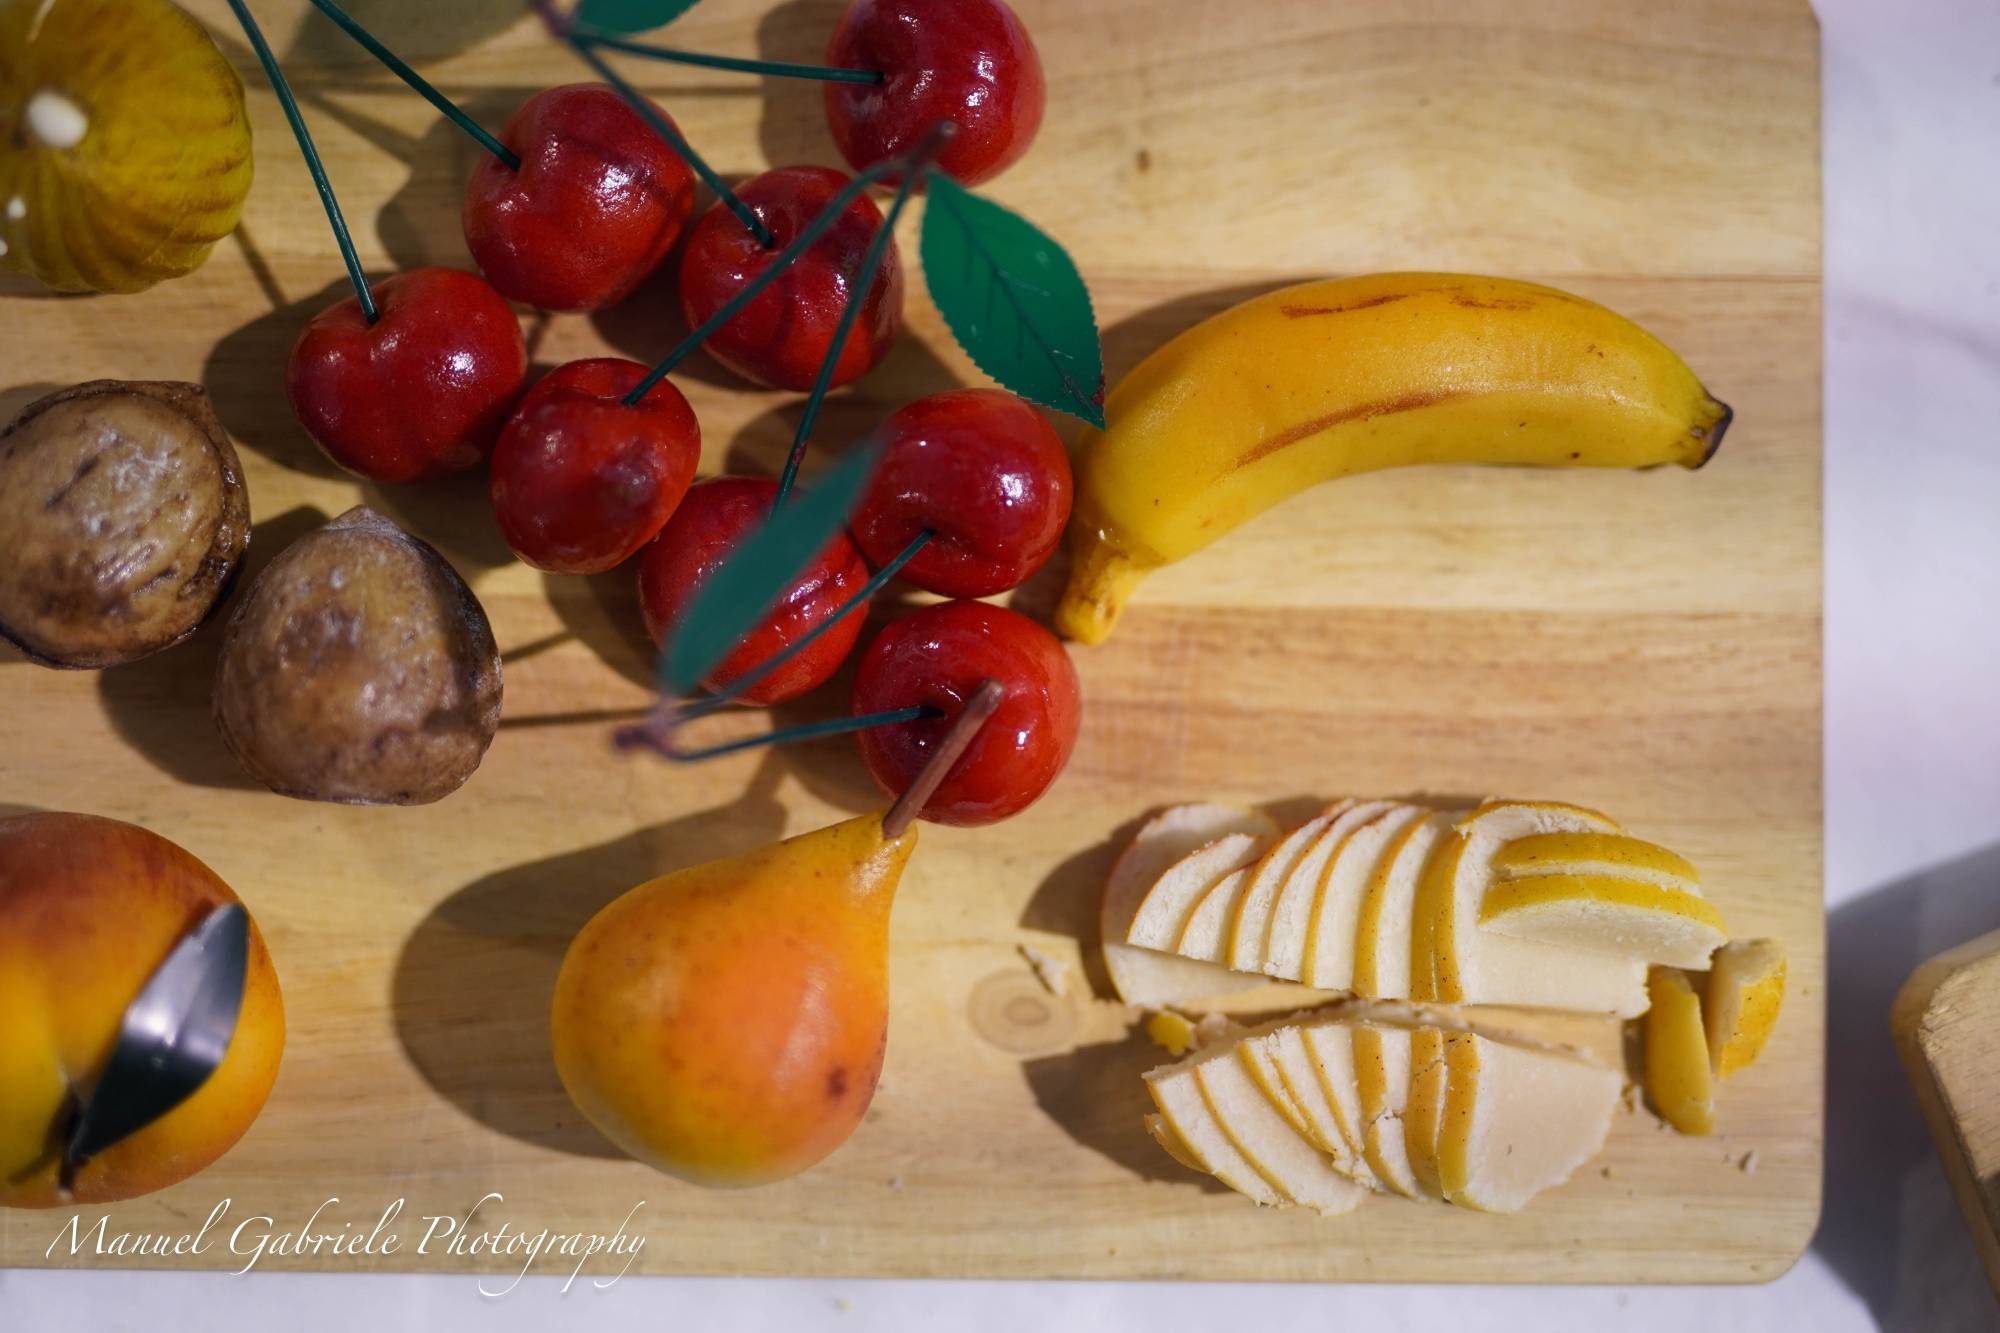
0, 0, 1822, 1281
1894, 930, 2000, 1297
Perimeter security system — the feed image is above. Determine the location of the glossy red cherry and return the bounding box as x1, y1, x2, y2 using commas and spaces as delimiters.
851, 599, 1080, 826
824, 0, 1045, 188
489, 359, 701, 575
463, 84, 697, 313
637, 477, 871, 705
286, 267, 527, 482
677, 165, 903, 391
851, 388, 1071, 597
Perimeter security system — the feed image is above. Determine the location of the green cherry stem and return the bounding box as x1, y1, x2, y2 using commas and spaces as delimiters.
225, 0, 376, 323
619, 160, 900, 405
681, 529, 931, 715
559, 33, 776, 249
772, 122, 954, 507
619, 705, 937, 763
303, 0, 520, 169
571, 27, 883, 85
611, 529, 934, 760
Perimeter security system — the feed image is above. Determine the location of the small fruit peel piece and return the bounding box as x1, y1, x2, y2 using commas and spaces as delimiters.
1480, 874, 1727, 969
1145, 1009, 1199, 1057
1643, 967, 1715, 1135
1705, 938, 1787, 1076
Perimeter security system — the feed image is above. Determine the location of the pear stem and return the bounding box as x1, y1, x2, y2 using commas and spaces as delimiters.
618, 705, 936, 763
571, 28, 883, 85
225, 0, 377, 324
882, 679, 1004, 839
303, 0, 520, 169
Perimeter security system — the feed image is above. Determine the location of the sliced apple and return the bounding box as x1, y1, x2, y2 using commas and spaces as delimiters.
1705, 938, 1788, 1076
1104, 805, 1279, 1006
1492, 831, 1701, 894
1438, 801, 1649, 1017
1219, 804, 1349, 975
1644, 967, 1715, 1134
1434, 1028, 1622, 1213
1240, 1027, 1371, 1184
1231, 800, 1382, 975
1481, 873, 1728, 968
1297, 1022, 1381, 1188
1143, 1060, 1283, 1205
1191, 1049, 1368, 1215
1143, 1112, 1207, 1174
1353, 812, 1453, 1000
1125, 831, 1270, 953
1307, 803, 1427, 991
1349, 1020, 1437, 1199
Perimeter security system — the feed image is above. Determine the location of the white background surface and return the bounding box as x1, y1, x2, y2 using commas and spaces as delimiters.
6, 0, 2000, 1328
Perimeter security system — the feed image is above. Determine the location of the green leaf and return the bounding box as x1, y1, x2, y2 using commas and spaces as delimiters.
662, 442, 883, 694
573, 0, 702, 37
921, 173, 1106, 428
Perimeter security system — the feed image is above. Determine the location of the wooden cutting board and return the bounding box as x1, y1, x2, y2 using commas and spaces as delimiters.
1895, 930, 2000, 1296
0, 0, 1821, 1282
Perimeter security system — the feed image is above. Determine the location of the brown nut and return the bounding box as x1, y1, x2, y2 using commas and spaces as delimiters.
213, 507, 502, 805
0, 380, 250, 668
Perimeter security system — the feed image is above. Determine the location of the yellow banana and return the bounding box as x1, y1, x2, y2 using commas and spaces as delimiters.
1055, 273, 1731, 644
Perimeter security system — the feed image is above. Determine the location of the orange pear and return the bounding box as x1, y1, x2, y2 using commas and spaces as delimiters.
551, 812, 918, 1188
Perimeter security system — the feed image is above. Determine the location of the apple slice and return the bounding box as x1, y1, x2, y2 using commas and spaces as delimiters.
1705, 938, 1787, 1076
1480, 873, 1728, 968
1103, 804, 1279, 1006
1174, 865, 1255, 962
1238, 1027, 1372, 1184
1435, 1028, 1622, 1213
1190, 1050, 1368, 1215
1125, 831, 1270, 953
1437, 801, 1648, 1017
1643, 967, 1714, 1134
1144, 1059, 1283, 1205
1353, 812, 1456, 1000
1243, 801, 1391, 977
1302, 804, 1427, 990
1492, 831, 1701, 894
1143, 1112, 1207, 1174
1222, 801, 1364, 975
1349, 1020, 1436, 1200
1297, 1021, 1382, 1189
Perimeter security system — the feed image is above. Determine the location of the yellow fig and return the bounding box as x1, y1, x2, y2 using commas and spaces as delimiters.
0, 0, 252, 293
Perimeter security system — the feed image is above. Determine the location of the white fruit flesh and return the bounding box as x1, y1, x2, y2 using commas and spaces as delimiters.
1491, 831, 1702, 894
1233, 801, 1379, 974
1103, 805, 1278, 1006
1440, 802, 1649, 1016
1125, 831, 1270, 953
1436, 1029, 1622, 1213
1221, 806, 1346, 974
1304, 804, 1427, 988
1298, 1022, 1381, 1187
1350, 1022, 1429, 1199
1144, 1063, 1283, 1205
1480, 874, 1727, 968
1143, 1112, 1206, 1174
1175, 866, 1255, 961
1244, 1027, 1368, 1182
1190, 1051, 1368, 1215
1354, 812, 1455, 1000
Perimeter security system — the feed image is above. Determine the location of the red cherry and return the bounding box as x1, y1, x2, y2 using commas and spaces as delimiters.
463, 84, 697, 313
677, 165, 903, 391
286, 267, 527, 482
824, 0, 1045, 189
851, 599, 1080, 826
489, 359, 701, 575
851, 388, 1072, 597
636, 477, 871, 705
